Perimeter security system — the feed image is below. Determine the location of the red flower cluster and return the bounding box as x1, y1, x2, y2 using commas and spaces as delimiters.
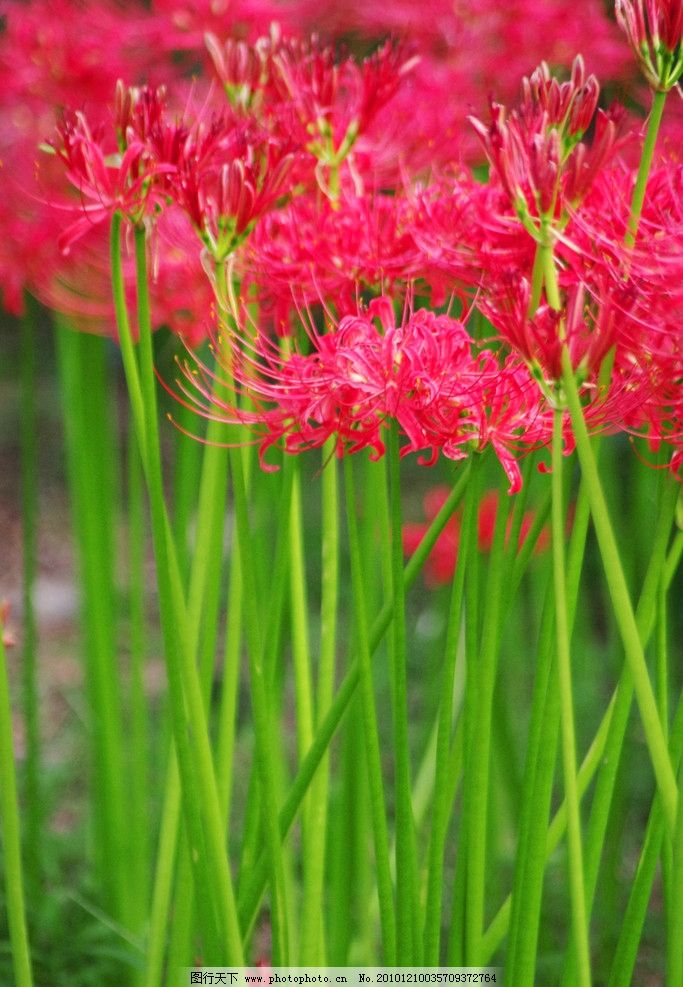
175, 296, 551, 491
1, 0, 682, 481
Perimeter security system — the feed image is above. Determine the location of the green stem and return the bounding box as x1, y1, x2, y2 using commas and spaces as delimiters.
668, 750, 683, 987
228, 437, 290, 964
171, 400, 204, 581
625, 89, 668, 248
562, 474, 680, 986
216, 536, 244, 826
423, 460, 477, 963
561, 348, 677, 835
482, 682, 616, 963
608, 691, 683, 987
116, 216, 243, 963
505, 584, 560, 983
528, 241, 546, 317
487, 479, 681, 966
449, 455, 483, 966
237, 463, 470, 935
343, 454, 397, 963
465, 462, 511, 964
507, 445, 590, 984
55, 324, 129, 923
551, 409, 591, 987
19, 292, 41, 898
160, 419, 232, 971
127, 426, 151, 939
665, 530, 682, 587
541, 236, 562, 312
286, 459, 317, 963
0, 631, 34, 987
300, 441, 339, 964
387, 424, 418, 964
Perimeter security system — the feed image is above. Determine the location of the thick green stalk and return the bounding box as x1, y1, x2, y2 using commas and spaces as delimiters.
528, 240, 546, 317
448, 454, 483, 967
116, 217, 243, 962
625, 89, 668, 248
19, 292, 41, 896
482, 686, 616, 963
668, 756, 683, 986
507, 449, 589, 984
487, 492, 682, 967
665, 530, 682, 587
144, 759, 182, 987
300, 442, 339, 964
287, 460, 317, 963
551, 409, 591, 987
55, 324, 129, 924
228, 437, 290, 964
562, 473, 680, 986
127, 427, 151, 940
505, 585, 560, 984
561, 348, 677, 835
541, 237, 562, 311
0, 632, 34, 987
465, 465, 511, 964
216, 540, 243, 826
161, 419, 232, 971
237, 460, 292, 911
505, 454, 590, 984
343, 454, 397, 963
171, 401, 204, 581
423, 461, 477, 963
608, 691, 683, 987
327, 694, 369, 963
237, 464, 470, 935
387, 424, 418, 964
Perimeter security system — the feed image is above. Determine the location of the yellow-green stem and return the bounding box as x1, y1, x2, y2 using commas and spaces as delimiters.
551, 409, 591, 987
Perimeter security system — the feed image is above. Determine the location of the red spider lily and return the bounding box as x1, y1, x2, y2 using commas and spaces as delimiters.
269, 36, 416, 177
205, 32, 274, 111
428, 352, 554, 493
480, 274, 625, 384
244, 189, 424, 326
562, 160, 683, 355
0, 0, 164, 123
469, 57, 624, 234
175, 132, 300, 262
520, 57, 600, 139
403, 488, 552, 587
149, 0, 292, 53
616, 0, 683, 90
410, 169, 536, 294
49, 91, 176, 252
173, 296, 473, 464
0, 0, 171, 310
171, 295, 551, 489
206, 28, 416, 185
285, 0, 630, 175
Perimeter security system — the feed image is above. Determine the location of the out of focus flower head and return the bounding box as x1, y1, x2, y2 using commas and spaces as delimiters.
616, 0, 683, 91
283, 0, 631, 172
0, 0, 169, 312
49, 85, 177, 253
0, 601, 15, 649
206, 27, 417, 196
244, 187, 425, 329
403, 487, 552, 586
